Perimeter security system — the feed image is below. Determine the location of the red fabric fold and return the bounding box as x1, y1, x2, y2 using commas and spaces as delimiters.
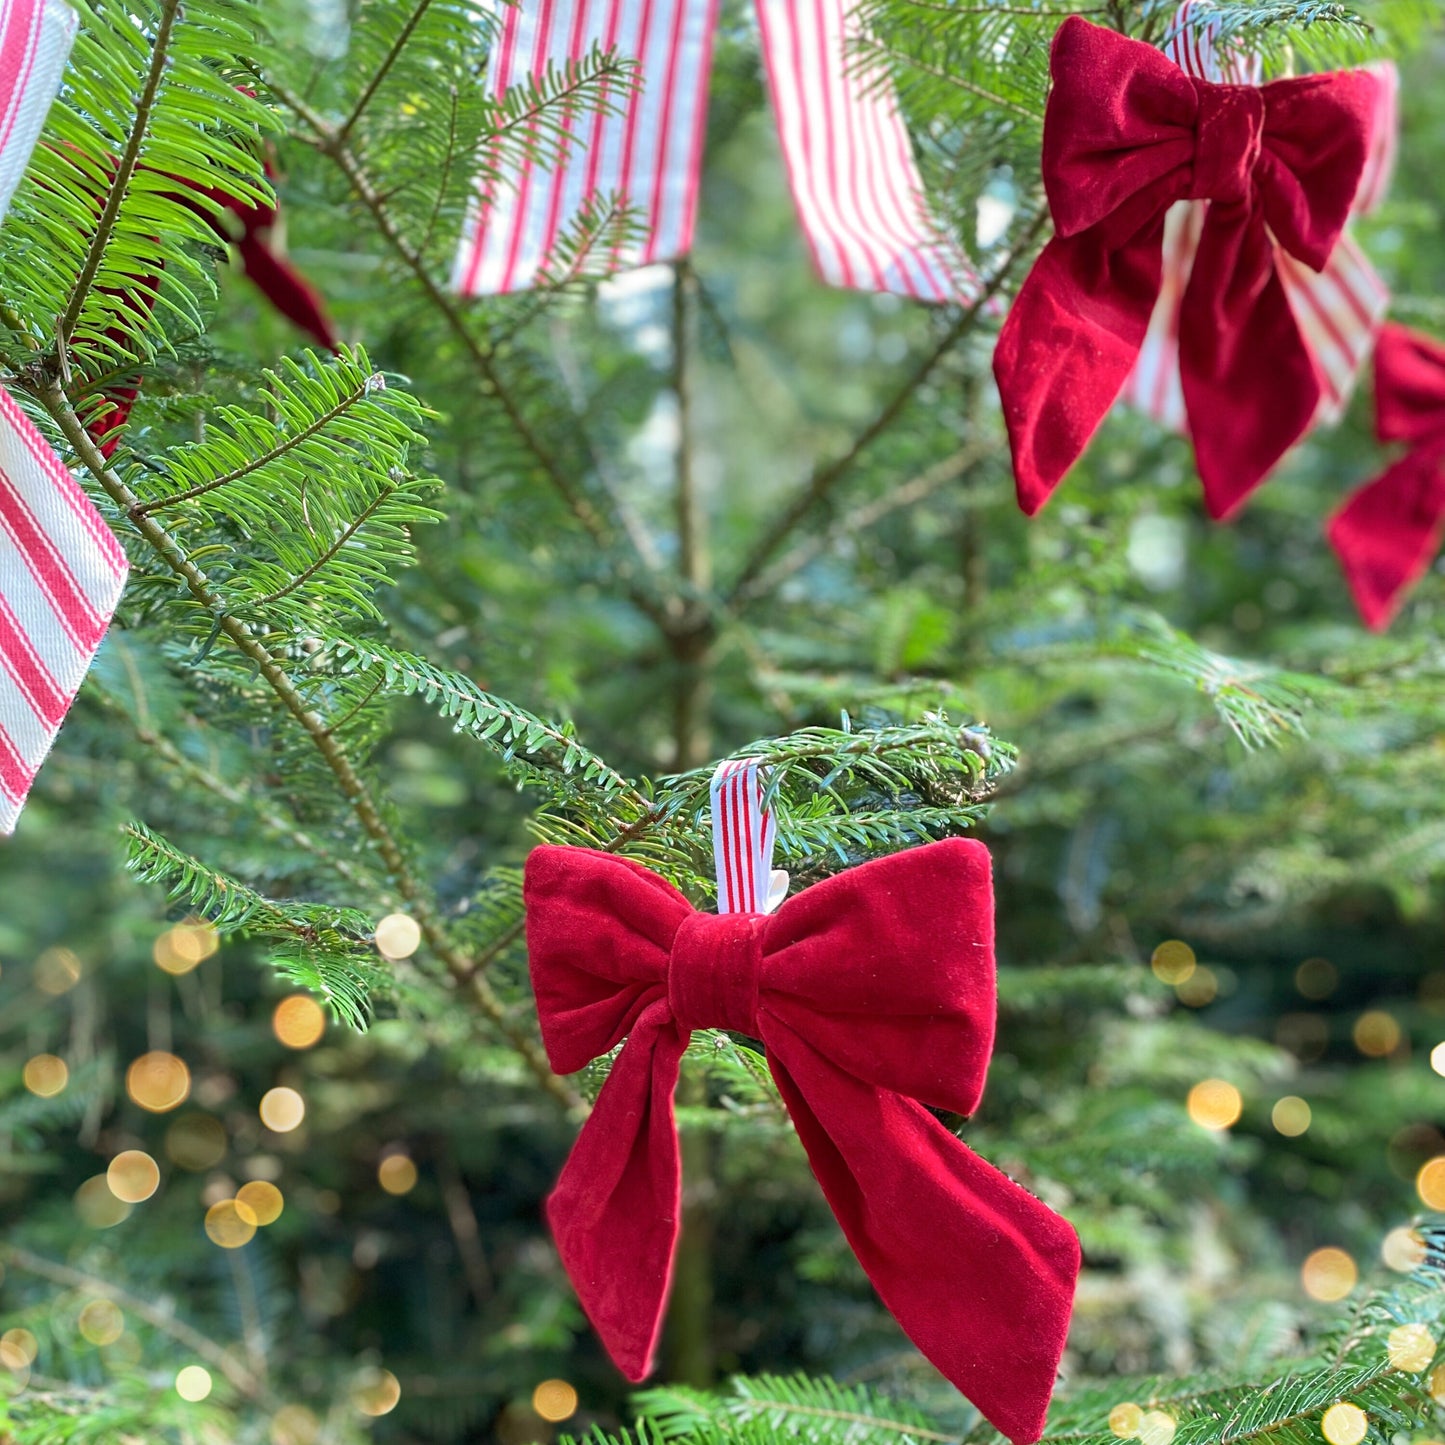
994, 16, 1377, 519
1327, 324, 1445, 629
524, 839, 1080, 1445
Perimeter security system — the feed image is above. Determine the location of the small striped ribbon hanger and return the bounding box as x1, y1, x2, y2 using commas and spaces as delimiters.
711, 758, 788, 915
1121, 0, 1396, 433
451, 0, 980, 305
0, 0, 129, 835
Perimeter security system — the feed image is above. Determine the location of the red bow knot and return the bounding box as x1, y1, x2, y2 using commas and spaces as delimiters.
996, 17, 1379, 520
524, 839, 1080, 1445
1328, 324, 1445, 629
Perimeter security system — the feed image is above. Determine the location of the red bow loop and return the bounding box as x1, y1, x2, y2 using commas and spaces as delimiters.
1188, 84, 1262, 202
1374, 323, 1445, 446
524, 839, 1080, 1445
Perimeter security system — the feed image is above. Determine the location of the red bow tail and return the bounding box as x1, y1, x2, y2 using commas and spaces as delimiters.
525, 841, 1079, 1445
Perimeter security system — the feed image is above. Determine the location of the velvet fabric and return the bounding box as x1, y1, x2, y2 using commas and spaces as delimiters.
993, 16, 1378, 520
1327, 324, 1445, 629
524, 839, 1081, 1445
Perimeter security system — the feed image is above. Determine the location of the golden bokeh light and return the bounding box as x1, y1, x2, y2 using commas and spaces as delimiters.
1353, 1010, 1401, 1058
1382, 1226, 1427, 1272
77, 1299, 124, 1346
259, 1087, 305, 1133
74, 1174, 132, 1228
1187, 1079, 1242, 1131
533, 1379, 579, 1423
106, 1150, 160, 1203
271, 1404, 321, 1445
1387, 1323, 1435, 1372
153, 920, 219, 975
1177, 967, 1219, 1008
1109, 1403, 1144, 1439
353, 1367, 402, 1417
165, 1113, 227, 1171
1430, 1362, 1445, 1405
22, 1053, 68, 1098
375, 913, 422, 961
1151, 940, 1196, 985
1320, 1403, 1367, 1445
34, 946, 82, 995
1432, 1043, 1445, 1077
273, 995, 326, 1050
175, 1364, 213, 1401
1302, 1248, 1358, 1302
0, 1330, 37, 1368
126, 1052, 191, 1113
1417, 1156, 1445, 1209
1295, 957, 1338, 1000
378, 1154, 418, 1197
205, 1198, 259, 1249
1137, 1412, 1176, 1445
237, 1180, 284, 1226
1272, 1097, 1312, 1137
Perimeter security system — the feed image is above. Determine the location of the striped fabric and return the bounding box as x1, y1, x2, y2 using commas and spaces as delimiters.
452, 0, 981, 304
0, 0, 76, 224
1122, 1, 1393, 430
0, 389, 128, 833
710, 758, 784, 915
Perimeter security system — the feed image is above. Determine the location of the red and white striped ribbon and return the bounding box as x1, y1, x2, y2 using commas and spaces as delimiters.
711, 757, 787, 915
0, 0, 129, 835
1122, 1, 1394, 430
452, 0, 981, 304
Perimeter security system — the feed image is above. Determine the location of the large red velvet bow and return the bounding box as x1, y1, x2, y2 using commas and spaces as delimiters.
1327, 324, 1445, 629
524, 839, 1080, 1445
993, 16, 1379, 520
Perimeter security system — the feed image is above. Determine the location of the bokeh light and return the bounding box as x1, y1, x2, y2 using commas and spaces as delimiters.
1109, 1403, 1144, 1439
1387, 1323, 1435, 1372
106, 1150, 160, 1203
1432, 1043, 1445, 1077
34, 946, 82, 995
533, 1379, 579, 1422
1302, 1248, 1357, 1302
353, 1367, 402, 1416
175, 1364, 213, 1401
0, 1330, 37, 1368
259, 1087, 305, 1133
1320, 1403, 1367, 1445
22, 1054, 68, 1098
1272, 1097, 1312, 1137
273, 995, 326, 1050
205, 1198, 258, 1248
375, 913, 421, 960
378, 1154, 418, 1196
1353, 1010, 1401, 1057
1381, 1226, 1427, 1273
126, 1052, 191, 1113
1430, 1362, 1445, 1405
165, 1113, 227, 1171
1295, 957, 1338, 1000
1177, 967, 1219, 1008
1417, 1157, 1445, 1209
1137, 1412, 1176, 1445
270, 1405, 321, 1445
1151, 940, 1195, 985
74, 1174, 131, 1228
77, 1299, 124, 1346
237, 1180, 284, 1226
154, 919, 219, 975
1187, 1079, 1242, 1131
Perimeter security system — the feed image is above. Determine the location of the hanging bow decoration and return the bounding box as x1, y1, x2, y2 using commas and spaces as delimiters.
1121, 2, 1396, 435
992, 16, 1380, 521
524, 835, 1081, 1445
1327, 324, 1445, 630
452, 0, 981, 304
0, 0, 129, 834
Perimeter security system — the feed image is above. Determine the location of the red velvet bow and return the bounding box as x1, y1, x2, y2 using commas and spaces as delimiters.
993, 16, 1379, 520
1327, 324, 1445, 629
524, 839, 1080, 1445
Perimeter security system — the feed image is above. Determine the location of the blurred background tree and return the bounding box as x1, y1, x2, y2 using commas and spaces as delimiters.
3, 0, 1445, 1442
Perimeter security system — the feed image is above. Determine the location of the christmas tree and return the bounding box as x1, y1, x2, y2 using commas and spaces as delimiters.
3, 0, 1445, 1442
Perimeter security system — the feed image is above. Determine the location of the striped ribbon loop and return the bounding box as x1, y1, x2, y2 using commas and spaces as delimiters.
1122, 0, 1394, 431
0, 0, 76, 224
710, 758, 787, 915
452, 0, 981, 304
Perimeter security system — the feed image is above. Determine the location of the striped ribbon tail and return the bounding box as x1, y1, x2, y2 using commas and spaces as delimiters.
0, 0, 77, 224
0, 389, 128, 833
710, 758, 785, 915
452, 0, 720, 296
1122, 0, 1391, 431
754, 0, 981, 303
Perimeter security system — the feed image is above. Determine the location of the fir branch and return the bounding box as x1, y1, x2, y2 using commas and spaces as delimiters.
336, 0, 439, 144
